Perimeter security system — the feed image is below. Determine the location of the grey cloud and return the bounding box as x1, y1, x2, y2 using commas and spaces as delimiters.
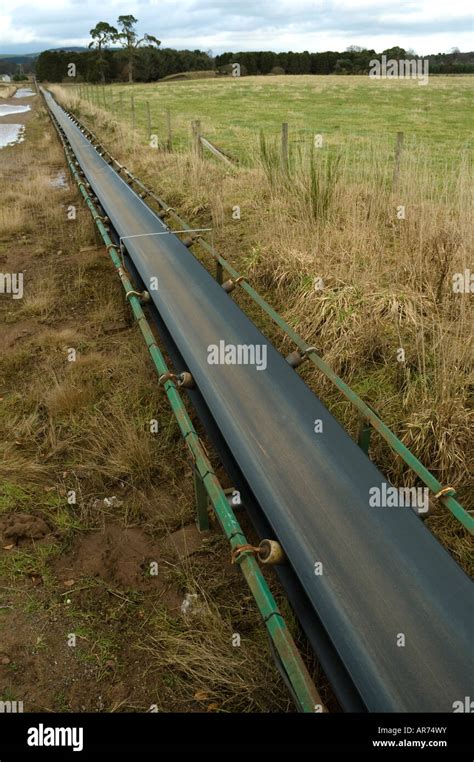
1, 0, 471, 54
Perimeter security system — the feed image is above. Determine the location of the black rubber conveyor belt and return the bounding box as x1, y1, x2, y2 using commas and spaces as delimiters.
45, 92, 474, 712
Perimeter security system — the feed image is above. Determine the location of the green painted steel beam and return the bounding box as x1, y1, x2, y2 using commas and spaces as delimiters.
193, 469, 210, 532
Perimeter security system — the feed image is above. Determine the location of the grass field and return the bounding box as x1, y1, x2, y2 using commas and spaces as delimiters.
55, 73, 473, 570
78, 75, 472, 171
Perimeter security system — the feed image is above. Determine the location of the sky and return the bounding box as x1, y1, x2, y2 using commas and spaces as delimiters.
0, 0, 472, 56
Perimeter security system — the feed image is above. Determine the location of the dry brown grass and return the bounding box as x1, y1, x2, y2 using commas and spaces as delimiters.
0, 83, 16, 98
49, 84, 473, 569
141, 589, 290, 712
0, 204, 27, 236
19, 270, 59, 319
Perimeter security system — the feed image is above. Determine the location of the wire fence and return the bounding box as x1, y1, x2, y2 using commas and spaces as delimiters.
72, 83, 469, 194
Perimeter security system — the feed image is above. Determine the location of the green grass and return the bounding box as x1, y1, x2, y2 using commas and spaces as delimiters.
0, 482, 34, 513
77, 75, 472, 170
0, 543, 59, 586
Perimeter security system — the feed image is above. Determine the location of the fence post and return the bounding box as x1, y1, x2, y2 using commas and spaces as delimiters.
281, 122, 289, 171
166, 108, 172, 151
392, 131, 404, 189
146, 101, 151, 140
192, 120, 203, 158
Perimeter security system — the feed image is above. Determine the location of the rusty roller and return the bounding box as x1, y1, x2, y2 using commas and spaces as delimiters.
258, 539, 286, 565
286, 346, 318, 368
177, 371, 195, 389
222, 276, 244, 293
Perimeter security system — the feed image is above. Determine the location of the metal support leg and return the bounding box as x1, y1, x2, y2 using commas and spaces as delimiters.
358, 416, 372, 455
194, 469, 210, 531
216, 260, 223, 285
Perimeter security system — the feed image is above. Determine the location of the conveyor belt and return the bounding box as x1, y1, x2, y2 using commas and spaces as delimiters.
44, 91, 473, 712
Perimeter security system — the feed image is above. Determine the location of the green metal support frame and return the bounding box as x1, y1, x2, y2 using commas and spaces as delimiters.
193, 468, 210, 532
45, 98, 324, 714
358, 416, 372, 455
64, 94, 473, 535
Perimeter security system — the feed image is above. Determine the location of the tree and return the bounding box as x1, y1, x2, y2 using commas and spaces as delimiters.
89, 22, 117, 82
335, 58, 353, 74
382, 46, 407, 60
115, 15, 160, 83
258, 51, 275, 74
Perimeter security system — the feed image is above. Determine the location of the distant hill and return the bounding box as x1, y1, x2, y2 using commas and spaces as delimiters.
161, 70, 217, 81
0, 47, 89, 65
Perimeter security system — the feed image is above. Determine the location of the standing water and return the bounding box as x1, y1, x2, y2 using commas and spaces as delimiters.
0, 124, 25, 148
13, 88, 36, 98
0, 104, 30, 117
0, 87, 36, 148
0, 85, 34, 148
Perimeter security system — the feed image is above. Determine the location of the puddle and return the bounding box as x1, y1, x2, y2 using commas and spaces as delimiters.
0, 124, 25, 148
13, 88, 36, 98
50, 170, 67, 189
0, 104, 31, 117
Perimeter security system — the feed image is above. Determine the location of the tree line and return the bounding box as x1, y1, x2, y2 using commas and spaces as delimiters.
33, 18, 474, 83
35, 47, 214, 83
215, 47, 474, 76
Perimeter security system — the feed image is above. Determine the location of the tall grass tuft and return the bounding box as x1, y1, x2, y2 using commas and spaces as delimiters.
303, 147, 342, 221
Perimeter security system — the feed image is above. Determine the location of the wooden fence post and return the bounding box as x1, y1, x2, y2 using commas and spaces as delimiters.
192, 120, 203, 158
392, 131, 404, 189
166, 108, 173, 151
281, 122, 289, 171
146, 101, 151, 140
